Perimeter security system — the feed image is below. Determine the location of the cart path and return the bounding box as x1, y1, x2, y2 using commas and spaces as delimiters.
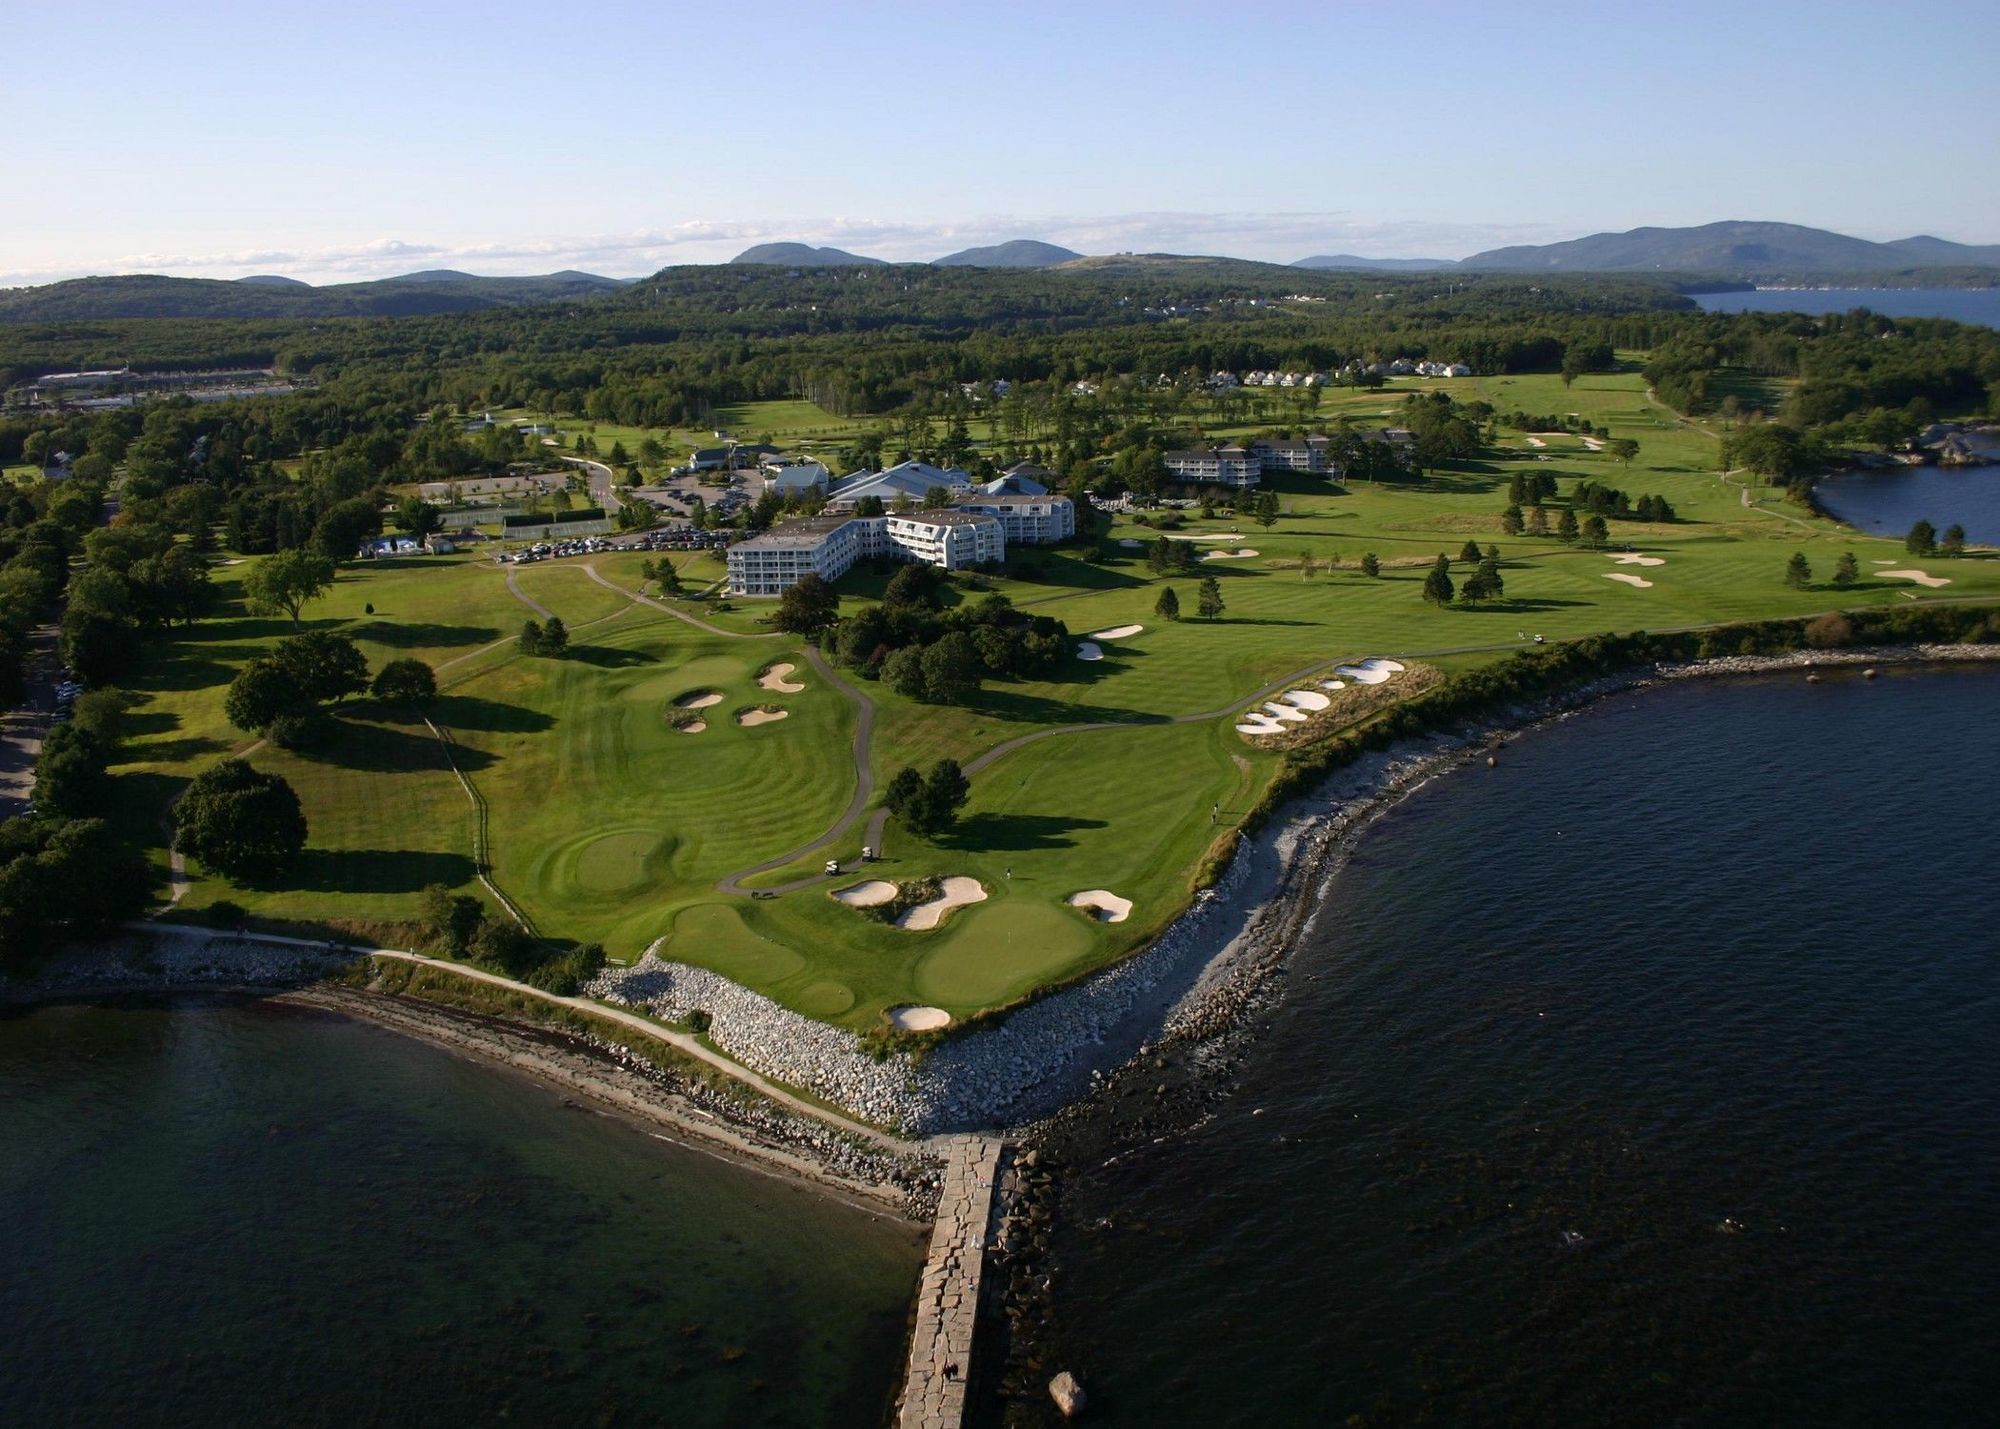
581, 560, 779, 640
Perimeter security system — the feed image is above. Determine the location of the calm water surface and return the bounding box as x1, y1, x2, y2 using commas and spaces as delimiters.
1050, 667, 2000, 1425
1813, 465, 2000, 546
1694, 287, 2000, 328
0, 999, 923, 1426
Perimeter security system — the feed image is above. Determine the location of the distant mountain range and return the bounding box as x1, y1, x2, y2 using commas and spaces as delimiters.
1292, 254, 1455, 271
729, 243, 887, 267
5, 222, 1997, 322
1459, 221, 2000, 274
932, 239, 1082, 268
0, 269, 631, 321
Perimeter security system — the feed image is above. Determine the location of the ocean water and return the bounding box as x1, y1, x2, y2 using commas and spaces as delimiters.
1693, 287, 2000, 329
1813, 465, 2000, 547
0, 997, 924, 1427
1045, 666, 2000, 1425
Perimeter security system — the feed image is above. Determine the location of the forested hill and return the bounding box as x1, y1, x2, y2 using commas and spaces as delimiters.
1463, 221, 2000, 277
0, 270, 631, 321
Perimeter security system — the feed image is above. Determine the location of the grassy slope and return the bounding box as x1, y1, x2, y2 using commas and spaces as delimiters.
114, 372, 2000, 1028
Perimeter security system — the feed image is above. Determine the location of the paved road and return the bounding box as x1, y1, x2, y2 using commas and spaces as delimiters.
0, 623, 59, 819
566, 457, 624, 512
503, 567, 555, 620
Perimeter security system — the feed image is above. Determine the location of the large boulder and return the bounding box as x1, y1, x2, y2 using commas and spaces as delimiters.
1049, 1370, 1088, 1417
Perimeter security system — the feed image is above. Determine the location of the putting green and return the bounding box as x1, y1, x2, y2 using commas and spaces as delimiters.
570, 829, 667, 896
788, 980, 858, 1018
915, 901, 1097, 1007
669, 902, 807, 983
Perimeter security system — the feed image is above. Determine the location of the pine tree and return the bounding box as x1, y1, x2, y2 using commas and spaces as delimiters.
1457, 539, 1482, 563
1528, 504, 1550, 537
1360, 552, 1381, 578
1501, 504, 1524, 536
1557, 508, 1580, 543
1155, 586, 1181, 621
1422, 554, 1455, 606
1941, 524, 1966, 558
1196, 575, 1225, 621
1833, 551, 1859, 588
1785, 552, 1812, 589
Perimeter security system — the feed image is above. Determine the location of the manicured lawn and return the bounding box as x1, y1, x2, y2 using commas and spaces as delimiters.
105, 372, 2000, 1031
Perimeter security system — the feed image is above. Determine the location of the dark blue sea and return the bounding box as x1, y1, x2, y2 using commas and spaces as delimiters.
0, 998, 922, 1426
1044, 665, 2000, 1425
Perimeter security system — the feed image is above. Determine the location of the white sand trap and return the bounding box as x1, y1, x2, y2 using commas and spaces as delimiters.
1582, 437, 1605, 450
1282, 689, 1331, 711
897, 876, 987, 931
737, 707, 789, 726
1161, 531, 1246, 542
1524, 436, 1546, 448
1119, 538, 1144, 548
220, 558, 246, 566
1609, 553, 1666, 567
1604, 572, 1654, 588
1262, 701, 1309, 723
1335, 663, 1392, 685
758, 662, 805, 693
889, 1005, 952, 1032
1366, 659, 1406, 674
1871, 559, 1898, 565
1236, 713, 1285, 736
1876, 569, 1951, 588
1320, 679, 1346, 691
1069, 889, 1133, 923
675, 690, 723, 709
1203, 548, 1259, 560
1090, 624, 1144, 640
1077, 641, 1104, 661
833, 880, 897, 908
675, 718, 707, 734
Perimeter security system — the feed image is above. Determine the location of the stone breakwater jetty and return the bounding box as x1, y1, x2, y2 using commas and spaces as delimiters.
898, 1134, 1006, 1428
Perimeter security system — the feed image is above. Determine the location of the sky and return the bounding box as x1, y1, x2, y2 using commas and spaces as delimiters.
4, 0, 1996, 287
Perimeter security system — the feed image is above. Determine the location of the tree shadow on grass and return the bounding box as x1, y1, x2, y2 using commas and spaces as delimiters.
129, 735, 231, 765
290, 848, 478, 895
295, 719, 495, 773
937, 813, 1109, 854
1482, 598, 1596, 613
967, 687, 1169, 727
428, 694, 554, 734
564, 645, 656, 669
350, 619, 502, 650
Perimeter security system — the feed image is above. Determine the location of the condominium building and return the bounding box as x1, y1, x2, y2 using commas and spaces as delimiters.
955, 493, 1077, 544
1163, 445, 1261, 487
726, 510, 1007, 595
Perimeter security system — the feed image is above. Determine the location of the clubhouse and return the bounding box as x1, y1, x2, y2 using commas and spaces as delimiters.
727, 494, 1074, 596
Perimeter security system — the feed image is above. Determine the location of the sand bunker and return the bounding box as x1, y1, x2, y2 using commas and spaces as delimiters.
1281, 689, 1331, 711
1876, 569, 1952, 588
1581, 437, 1605, 450
1604, 572, 1654, 588
1261, 701, 1309, 723
1609, 553, 1666, 567
833, 880, 897, 908
757, 662, 805, 693
1320, 678, 1346, 691
1203, 548, 1259, 560
1871, 559, 1898, 565
674, 689, 723, 709
1163, 531, 1246, 542
1090, 624, 1144, 640
674, 718, 707, 734
1069, 889, 1133, 923
1077, 641, 1104, 661
897, 876, 987, 931
1119, 538, 1144, 548
737, 707, 790, 726
888, 1005, 952, 1032
1524, 436, 1546, 448
1334, 661, 1393, 685
1236, 712, 1285, 737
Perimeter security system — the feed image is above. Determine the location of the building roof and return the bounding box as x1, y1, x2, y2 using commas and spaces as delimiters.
888, 509, 1001, 528
959, 493, 1070, 508
827, 460, 972, 507
733, 516, 857, 550
975, 472, 1049, 496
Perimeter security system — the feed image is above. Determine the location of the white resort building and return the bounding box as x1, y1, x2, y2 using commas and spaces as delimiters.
1163, 445, 1262, 487
726, 492, 1075, 595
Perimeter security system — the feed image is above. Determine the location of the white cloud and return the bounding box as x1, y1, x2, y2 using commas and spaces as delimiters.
0, 213, 1586, 288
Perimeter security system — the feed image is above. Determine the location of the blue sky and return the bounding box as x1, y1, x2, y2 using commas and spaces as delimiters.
5, 0, 1995, 285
